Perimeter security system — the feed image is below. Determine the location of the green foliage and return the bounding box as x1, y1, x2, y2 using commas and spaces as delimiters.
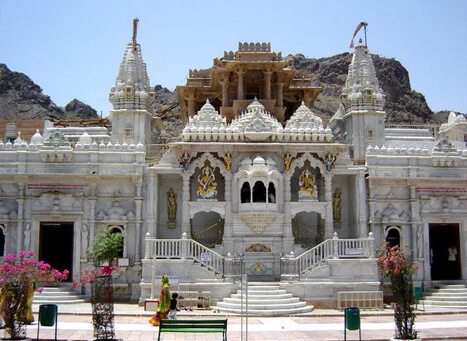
88, 226, 124, 264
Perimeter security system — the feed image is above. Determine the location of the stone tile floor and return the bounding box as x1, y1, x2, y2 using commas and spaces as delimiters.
1, 303, 465, 340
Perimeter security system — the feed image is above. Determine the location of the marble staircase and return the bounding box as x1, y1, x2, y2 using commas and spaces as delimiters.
421, 284, 467, 311
33, 286, 87, 305
213, 282, 313, 316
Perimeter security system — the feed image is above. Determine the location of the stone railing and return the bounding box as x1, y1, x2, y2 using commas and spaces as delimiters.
144, 233, 225, 276
281, 232, 375, 280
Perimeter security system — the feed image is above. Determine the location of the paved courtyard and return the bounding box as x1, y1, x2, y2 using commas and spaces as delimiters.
2, 303, 465, 340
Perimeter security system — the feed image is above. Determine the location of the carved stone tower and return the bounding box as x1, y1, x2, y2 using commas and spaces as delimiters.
109, 19, 155, 146
331, 40, 386, 163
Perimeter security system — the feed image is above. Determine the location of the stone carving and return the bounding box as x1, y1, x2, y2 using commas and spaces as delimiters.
325, 153, 336, 172
82, 224, 89, 254
245, 244, 271, 253
167, 187, 177, 228
333, 188, 342, 222
298, 168, 318, 201
249, 262, 269, 275
23, 223, 31, 251
238, 212, 278, 234
284, 152, 292, 172
224, 152, 232, 171
181, 151, 190, 172
197, 165, 218, 200
96, 200, 134, 221
181, 98, 334, 143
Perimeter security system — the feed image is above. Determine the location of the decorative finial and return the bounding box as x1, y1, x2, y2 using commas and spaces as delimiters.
132, 18, 139, 51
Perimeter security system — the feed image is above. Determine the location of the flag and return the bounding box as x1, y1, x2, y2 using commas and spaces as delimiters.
350, 22, 368, 48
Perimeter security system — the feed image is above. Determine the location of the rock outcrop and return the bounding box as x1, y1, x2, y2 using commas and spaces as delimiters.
64, 98, 98, 120
291, 53, 435, 123
0, 64, 64, 120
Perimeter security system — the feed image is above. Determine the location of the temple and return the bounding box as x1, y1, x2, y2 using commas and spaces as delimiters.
0, 24, 466, 311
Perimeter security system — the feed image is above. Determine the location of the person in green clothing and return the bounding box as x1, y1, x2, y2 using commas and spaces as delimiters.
149, 275, 171, 326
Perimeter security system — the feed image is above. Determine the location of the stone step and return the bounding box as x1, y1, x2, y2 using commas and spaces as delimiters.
231, 293, 294, 299
32, 299, 88, 305
33, 287, 85, 305
213, 305, 313, 316
217, 300, 308, 310
216, 282, 312, 316
422, 300, 467, 307
224, 297, 300, 304
419, 285, 467, 311
237, 289, 287, 295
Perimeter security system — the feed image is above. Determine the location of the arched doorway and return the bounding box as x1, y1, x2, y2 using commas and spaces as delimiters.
191, 212, 224, 248
429, 223, 461, 280
385, 227, 401, 247
293, 212, 324, 248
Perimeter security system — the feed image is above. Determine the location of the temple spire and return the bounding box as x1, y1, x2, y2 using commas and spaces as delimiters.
132, 18, 139, 51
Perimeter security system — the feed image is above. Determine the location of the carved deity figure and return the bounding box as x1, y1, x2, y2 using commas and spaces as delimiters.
224, 152, 232, 172
325, 153, 335, 172
81, 224, 89, 254
298, 168, 318, 201
23, 223, 31, 251
167, 187, 177, 222
284, 152, 292, 172
181, 152, 190, 172
197, 165, 218, 199
333, 188, 342, 222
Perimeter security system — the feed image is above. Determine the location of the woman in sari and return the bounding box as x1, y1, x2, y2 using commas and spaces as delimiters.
149, 275, 171, 326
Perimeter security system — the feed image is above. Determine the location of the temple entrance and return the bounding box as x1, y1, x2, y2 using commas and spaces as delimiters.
293, 212, 324, 248
191, 212, 223, 248
39, 222, 74, 278
429, 223, 461, 280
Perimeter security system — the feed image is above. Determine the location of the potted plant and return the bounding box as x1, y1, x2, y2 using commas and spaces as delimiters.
74, 226, 123, 341
0, 251, 69, 340
377, 243, 419, 340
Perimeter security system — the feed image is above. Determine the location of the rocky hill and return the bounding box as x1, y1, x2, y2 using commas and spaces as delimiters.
291, 53, 436, 124
0, 53, 456, 125
0, 64, 98, 121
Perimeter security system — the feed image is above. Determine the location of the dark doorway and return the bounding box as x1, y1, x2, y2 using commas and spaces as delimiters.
40, 222, 74, 279
429, 223, 461, 280
252, 181, 266, 203
385, 227, 400, 247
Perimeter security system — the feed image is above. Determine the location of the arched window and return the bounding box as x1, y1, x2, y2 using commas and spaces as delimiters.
241, 182, 251, 203
110, 226, 125, 258
252, 181, 266, 203
386, 227, 401, 248
0, 225, 5, 257
268, 182, 276, 203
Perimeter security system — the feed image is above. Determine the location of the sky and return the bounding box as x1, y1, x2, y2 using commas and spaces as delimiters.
1, 0, 466, 118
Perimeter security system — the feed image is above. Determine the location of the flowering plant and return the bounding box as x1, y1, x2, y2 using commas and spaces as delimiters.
376, 243, 418, 277
0, 251, 69, 340
376, 243, 419, 340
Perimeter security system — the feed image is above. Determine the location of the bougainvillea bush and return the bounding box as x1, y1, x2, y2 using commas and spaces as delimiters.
377, 243, 419, 340
0, 251, 68, 340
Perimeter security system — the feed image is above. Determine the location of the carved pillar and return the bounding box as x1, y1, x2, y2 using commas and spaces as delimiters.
224, 173, 233, 238
89, 183, 97, 245
324, 174, 334, 239
356, 171, 368, 238
276, 82, 284, 107
181, 173, 191, 236
147, 173, 157, 237
135, 199, 142, 261
16, 183, 25, 253
237, 69, 244, 100
283, 174, 293, 238
263, 71, 272, 100
220, 77, 230, 107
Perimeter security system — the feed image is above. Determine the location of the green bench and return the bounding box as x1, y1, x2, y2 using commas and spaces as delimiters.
158, 319, 228, 341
